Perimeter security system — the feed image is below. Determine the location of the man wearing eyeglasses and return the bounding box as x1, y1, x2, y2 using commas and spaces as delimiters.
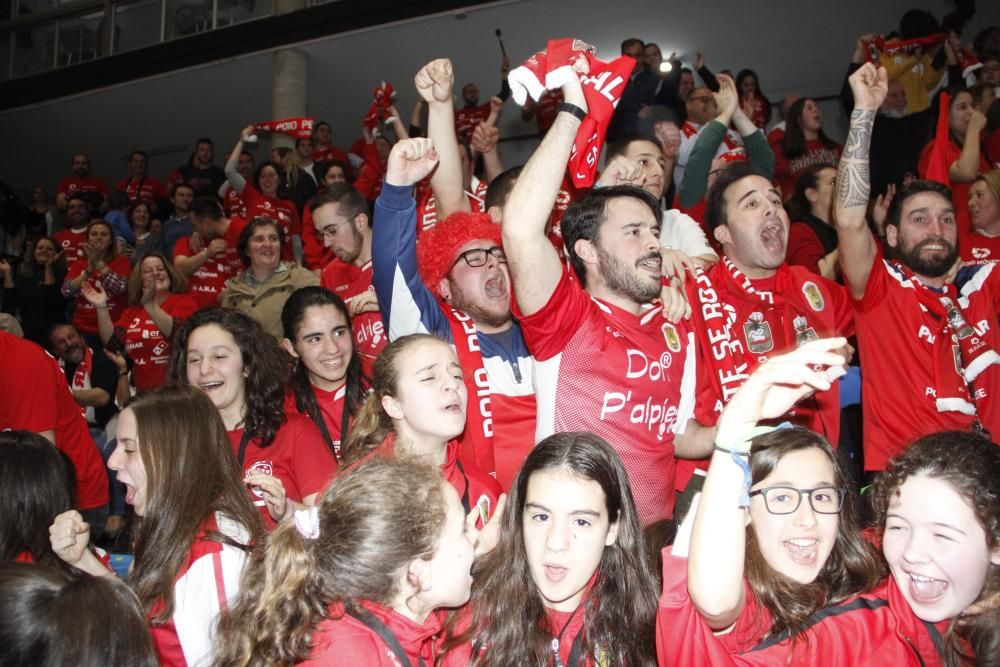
371, 138, 537, 490
674, 81, 752, 191
313, 184, 387, 372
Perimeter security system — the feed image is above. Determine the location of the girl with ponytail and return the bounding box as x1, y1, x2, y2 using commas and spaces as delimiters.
280, 286, 368, 461
213, 458, 477, 666
342, 333, 501, 527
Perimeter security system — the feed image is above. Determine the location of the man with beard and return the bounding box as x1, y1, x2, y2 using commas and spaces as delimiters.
313, 184, 387, 372
180, 137, 226, 198
371, 138, 535, 490
53, 194, 92, 264
55, 153, 109, 211
671, 160, 854, 501
501, 68, 706, 525
837, 64, 1000, 472
48, 323, 118, 448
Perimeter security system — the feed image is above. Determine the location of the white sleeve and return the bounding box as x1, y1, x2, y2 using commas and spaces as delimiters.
659, 209, 717, 260
173, 544, 248, 667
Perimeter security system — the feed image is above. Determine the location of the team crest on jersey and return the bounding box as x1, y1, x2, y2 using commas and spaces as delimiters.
743, 312, 774, 354
972, 248, 990, 259
661, 323, 682, 353
802, 282, 825, 311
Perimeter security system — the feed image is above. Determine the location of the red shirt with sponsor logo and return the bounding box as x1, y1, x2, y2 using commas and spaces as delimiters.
0, 332, 109, 510
853, 250, 1000, 470
175, 220, 245, 310
53, 227, 88, 265
239, 183, 300, 261
220, 183, 246, 218
320, 259, 387, 375
961, 230, 1000, 266
455, 103, 491, 142
115, 294, 199, 392
313, 146, 349, 164
678, 263, 853, 491
227, 413, 337, 529
56, 175, 109, 200
115, 175, 168, 206
516, 267, 697, 523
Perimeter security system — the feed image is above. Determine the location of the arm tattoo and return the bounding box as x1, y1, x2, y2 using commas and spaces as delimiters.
837, 108, 876, 209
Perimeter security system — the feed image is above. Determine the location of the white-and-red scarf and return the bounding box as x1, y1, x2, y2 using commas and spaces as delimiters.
363, 81, 395, 131
863, 32, 947, 63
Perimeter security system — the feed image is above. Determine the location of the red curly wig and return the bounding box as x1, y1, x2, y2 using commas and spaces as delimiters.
416, 211, 502, 297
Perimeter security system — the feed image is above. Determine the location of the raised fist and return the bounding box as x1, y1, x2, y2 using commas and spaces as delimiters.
848, 62, 888, 111
471, 123, 500, 155
385, 138, 440, 187
415, 59, 455, 104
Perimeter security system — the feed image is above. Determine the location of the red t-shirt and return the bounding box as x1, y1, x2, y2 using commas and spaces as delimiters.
301, 203, 335, 270
313, 146, 349, 164
239, 183, 300, 261
320, 259, 387, 374
220, 184, 245, 218
515, 267, 697, 523
57, 175, 109, 200
53, 227, 88, 265
918, 138, 990, 234
853, 250, 1000, 470
455, 103, 491, 142
283, 385, 347, 460
227, 413, 337, 528
175, 220, 245, 310
786, 222, 828, 276
115, 294, 199, 392
961, 229, 1000, 266
0, 332, 109, 510
115, 175, 168, 206
66, 255, 132, 334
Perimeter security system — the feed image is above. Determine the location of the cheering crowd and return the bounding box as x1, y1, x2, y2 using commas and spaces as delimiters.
1, 6, 1000, 666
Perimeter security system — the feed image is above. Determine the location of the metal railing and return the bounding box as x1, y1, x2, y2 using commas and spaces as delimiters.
0, 0, 312, 80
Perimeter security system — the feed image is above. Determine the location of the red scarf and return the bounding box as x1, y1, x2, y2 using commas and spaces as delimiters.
446, 307, 495, 475
508, 38, 633, 187
688, 259, 823, 410
863, 32, 947, 63
252, 117, 315, 139
925, 91, 953, 186
363, 81, 395, 131
889, 261, 1000, 417
70, 345, 94, 393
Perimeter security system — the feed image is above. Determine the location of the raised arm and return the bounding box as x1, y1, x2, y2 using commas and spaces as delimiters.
834, 63, 887, 300
224, 126, 254, 195
502, 72, 588, 316
949, 110, 987, 183
417, 58, 470, 217
678, 75, 738, 208
472, 97, 505, 183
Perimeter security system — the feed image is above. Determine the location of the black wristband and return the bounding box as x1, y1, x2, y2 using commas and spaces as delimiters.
557, 102, 587, 120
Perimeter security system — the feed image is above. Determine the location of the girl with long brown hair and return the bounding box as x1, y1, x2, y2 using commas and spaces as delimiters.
213, 458, 477, 666
442, 431, 660, 666
48, 384, 264, 666
342, 333, 501, 526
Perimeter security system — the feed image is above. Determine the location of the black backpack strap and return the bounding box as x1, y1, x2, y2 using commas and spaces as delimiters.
345, 604, 425, 667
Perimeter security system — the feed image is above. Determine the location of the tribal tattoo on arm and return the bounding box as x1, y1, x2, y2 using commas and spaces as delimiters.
837, 108, 876, 210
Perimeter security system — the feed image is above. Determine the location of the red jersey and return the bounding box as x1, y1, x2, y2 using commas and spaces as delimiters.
301, 203, 335, 270
66, 255, 132, 334
853, 250, 1000, 470
148, 513, 250, 667
302, 599, 442, 666
283, 384, 348, 459
961, 229, 1000, 265
115, 294, 199, 392
0, 332, 109, 510
455, 102, 491, 142
57, 175, 109, 200
415, 176, 488, 234
516, 267, 697, 523
320, 259, 387, 372
53, 227, 88, 264
657, 548, 950, 666
918, 139, 990, 233
220, 184, 245, 218
227, 413, 337, 527
239, 183, 300, 261
313, 146, 349, 164
175, 221, 245, 310
116, 175, 168, 206
786, 222, 829, 276
680, 261, 851, 490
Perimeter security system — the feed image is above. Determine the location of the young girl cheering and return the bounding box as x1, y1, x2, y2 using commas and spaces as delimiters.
281, 286, 368, 460
443, 431, 660, 666
342, 333, 501, 524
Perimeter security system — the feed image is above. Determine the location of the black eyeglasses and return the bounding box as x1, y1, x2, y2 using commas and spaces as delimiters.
748, 486, 846, 515
452, 246, 506, 269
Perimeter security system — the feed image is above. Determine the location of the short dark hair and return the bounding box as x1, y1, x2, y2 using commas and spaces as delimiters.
704, 161, 771, 232
189, 196, 222, 221
129, 150, 148, 162
484, 165, 523, 211
561, 185, 661, 286
195, 137, 213, 146
621, 37, 644, 53
884, 180, 953, 230
308, 183, 370, 224
171, 182, 195, 197
237, 216, 287, 265
604, 134, 662, 163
